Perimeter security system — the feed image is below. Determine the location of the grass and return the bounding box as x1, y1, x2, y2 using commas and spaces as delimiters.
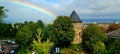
69, 44, 82, 51
60, 43, 82, 54
60, 48, 80, 54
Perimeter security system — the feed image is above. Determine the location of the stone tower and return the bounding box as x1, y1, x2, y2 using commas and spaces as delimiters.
70, 11, 83, 44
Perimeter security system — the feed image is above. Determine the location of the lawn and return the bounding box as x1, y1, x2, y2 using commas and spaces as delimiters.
60, 44, 83, 54
60, 48, 80, 54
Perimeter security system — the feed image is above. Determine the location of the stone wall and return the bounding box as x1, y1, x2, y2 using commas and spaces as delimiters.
71, 23, 83, 44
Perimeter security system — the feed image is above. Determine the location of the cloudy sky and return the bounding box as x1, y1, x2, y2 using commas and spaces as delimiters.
0, 0, 120, 23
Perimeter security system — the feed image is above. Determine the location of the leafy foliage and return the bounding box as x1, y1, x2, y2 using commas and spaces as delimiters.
105, 38, 120, 54
41, 24, 53, 42
31, 29, 53, 54
17, 47, 27, 54
37, 20, 44, 28
16, 25, 53, 54
0, 6, 7, 22
0, 23, 18, 39
15, 25, 33, 46
15, 20, 45, 46
51, 16, 75, 47
82, 24, 107, 54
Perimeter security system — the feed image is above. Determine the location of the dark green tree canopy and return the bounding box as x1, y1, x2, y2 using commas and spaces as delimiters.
0, 6, 7, 22
37, 20, 44, 28
41, 24, 52, 42
15, 25, 33, 46
51, 16, 75, 47
105, 38, 120, 54
15, 20, 44, 46
82, 24, 108, 54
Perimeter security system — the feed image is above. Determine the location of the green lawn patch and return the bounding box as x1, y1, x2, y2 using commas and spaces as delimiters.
60, 43, 82, 54
60, 48, 80, 54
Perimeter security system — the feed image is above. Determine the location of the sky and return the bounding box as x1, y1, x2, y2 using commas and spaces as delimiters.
0, 0, 120, 23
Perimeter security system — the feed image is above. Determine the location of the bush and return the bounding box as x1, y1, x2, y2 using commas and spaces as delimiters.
17, 47, 26, 54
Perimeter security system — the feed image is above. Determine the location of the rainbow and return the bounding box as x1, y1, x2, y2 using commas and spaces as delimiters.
6, 0, 56, 17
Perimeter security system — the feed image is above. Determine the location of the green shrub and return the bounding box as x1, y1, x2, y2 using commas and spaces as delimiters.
17, 47, 26, 54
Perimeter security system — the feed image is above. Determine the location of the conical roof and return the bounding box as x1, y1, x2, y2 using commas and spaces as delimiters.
70, 10, 82, 23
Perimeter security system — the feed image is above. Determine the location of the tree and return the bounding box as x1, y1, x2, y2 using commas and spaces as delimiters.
107, 24, 120, 32
31, 29, 53, 54
0, 23, 8, 39
51, 16, 75, 47
28, 22, 39, 37
105, 38, 120, 54
16, 20, 45, 46
0, 6, 7, 39
6, 24, 18, 38
18, 29, 53, 54
0, 23, 17, 39
41, 24, 53, 42
37, 20, 44, 28
15, 25, 33, 46
82, 24, 107, 54
27, 21, 43, 42
0, 6, 7, 22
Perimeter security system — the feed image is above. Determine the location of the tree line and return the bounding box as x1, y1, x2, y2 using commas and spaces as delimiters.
0, 6, 75, 54
0, 6, 120, 54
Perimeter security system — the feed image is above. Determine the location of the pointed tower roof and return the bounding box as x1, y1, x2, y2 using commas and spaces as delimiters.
70, 10, 82, 23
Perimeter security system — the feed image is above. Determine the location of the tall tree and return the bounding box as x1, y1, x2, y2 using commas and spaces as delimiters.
15, 25, 33, 46
17, 29, 53, 54
0, 6, 7, 39
0, 6, 7, 22
51, 16, 75, 47
82, 24, 107, 54
0, 23, 17, 39
31, 29, 53, 54
41, 24, 53, 42
16, 20, 45, 46
37, 20, 44, 28
0, 23, 8, 39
